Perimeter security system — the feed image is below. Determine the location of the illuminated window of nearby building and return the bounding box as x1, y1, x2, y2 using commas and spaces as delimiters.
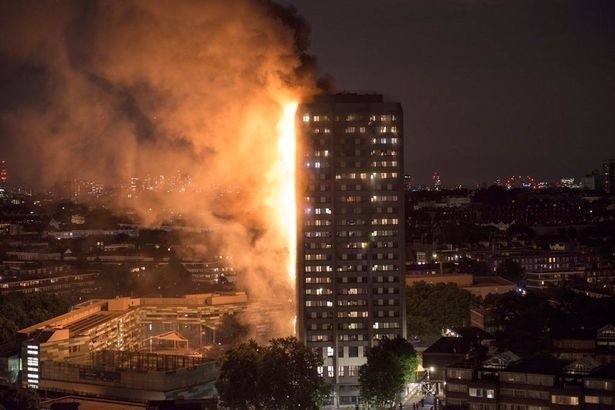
551, 395, 579, 405
469, 388, 495, 398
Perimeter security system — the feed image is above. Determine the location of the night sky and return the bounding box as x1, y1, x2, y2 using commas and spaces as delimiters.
283, 0, 615, 186
1, 1, 615, 188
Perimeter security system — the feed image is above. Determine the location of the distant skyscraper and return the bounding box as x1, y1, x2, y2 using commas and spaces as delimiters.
0, 160, 7, 196
603, 159, 615, 194
296, 94, 406, 406
432, 172, 442, 191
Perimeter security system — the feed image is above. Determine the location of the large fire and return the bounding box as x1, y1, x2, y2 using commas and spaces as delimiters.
276, 102, 299, 286
1, 0, 314, 338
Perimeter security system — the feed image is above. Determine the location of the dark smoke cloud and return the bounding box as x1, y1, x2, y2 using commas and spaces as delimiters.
0, 0, 317, 336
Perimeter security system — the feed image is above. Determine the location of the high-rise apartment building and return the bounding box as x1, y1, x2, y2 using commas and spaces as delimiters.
296, 94, 406, 406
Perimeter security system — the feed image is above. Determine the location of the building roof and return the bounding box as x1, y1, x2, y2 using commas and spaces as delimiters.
482, 351, 521, 369
66, 311, 124, 335
424, 337, 472, 355
504, 358, 571, 375
472, 276, 515, 286
564, 356, 601, 375
28, 329, 59, 344
552, 326, 597, 340
587, 363, 615, 380
448, 326, 491, 341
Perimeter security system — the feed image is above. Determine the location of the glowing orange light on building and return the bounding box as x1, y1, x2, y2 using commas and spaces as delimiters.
276, 102, 298, 287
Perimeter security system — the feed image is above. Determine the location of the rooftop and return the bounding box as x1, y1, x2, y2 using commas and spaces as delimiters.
424, 337, 472, 355
587, 363, 615, 379
504, 358, 570, 375
67, 311, 124, 335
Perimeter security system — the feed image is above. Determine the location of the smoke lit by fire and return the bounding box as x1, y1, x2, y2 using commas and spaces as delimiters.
0, 1, 316, 337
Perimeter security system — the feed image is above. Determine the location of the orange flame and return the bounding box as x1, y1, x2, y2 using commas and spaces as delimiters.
276, 102, 298, 287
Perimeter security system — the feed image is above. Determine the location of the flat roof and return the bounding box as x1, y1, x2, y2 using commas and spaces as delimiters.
472, 276, 515, 286
67, 311, 124, 335
504, 359, 570, 375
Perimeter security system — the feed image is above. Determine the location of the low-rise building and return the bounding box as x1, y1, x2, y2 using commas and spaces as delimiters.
445, 355, 615, 409
14, 293, 249, 402
0, 272, 99, 295
405, 272, 515, 298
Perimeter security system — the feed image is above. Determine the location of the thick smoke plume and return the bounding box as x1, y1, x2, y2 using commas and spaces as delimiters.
0, 0, 316, 336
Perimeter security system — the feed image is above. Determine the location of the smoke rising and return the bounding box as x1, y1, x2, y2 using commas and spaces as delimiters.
0, 0, 316, 336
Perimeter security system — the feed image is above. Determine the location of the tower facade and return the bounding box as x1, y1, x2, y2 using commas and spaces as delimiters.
296, 94, 406, 406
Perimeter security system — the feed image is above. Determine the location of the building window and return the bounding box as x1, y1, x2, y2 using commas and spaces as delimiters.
468, 388, 495, 399
551, 395, 579, 405
446, 383, 467, 393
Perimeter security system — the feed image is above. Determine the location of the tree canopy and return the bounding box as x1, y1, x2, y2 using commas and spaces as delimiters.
216, 337, 330, 409
0, 293, 71, 343
484, 289, 615, 357
496, 258, 525, 284
359, 337, 419, 408
484, 291, 554, 357
0, 383, 39, 410
406, 282, 474, 343
215, 313, 250, 345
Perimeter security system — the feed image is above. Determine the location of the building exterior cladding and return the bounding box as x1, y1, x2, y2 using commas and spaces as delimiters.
296, 94, 406, 406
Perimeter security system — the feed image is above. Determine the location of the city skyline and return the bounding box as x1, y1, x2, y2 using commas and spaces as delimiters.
1, 1, 614, 188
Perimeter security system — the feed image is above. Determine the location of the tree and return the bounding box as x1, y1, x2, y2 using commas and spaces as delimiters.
359, 337, 418, 408
97, 265, 136, 298
0, 385, 39, 410
458, 257, 491, 276
496, 259, 525, 284
0, 293, 71, 343
216, 340, 261, 409
216, 337, 330, 409
406, 282, 474, 343
483, 291, 554, 357
382, 336, 420, 384
259, 337, 330, 409
215, 313, 250, 345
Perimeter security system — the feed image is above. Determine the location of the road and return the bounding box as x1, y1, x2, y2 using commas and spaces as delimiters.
401, 391, 439, 410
